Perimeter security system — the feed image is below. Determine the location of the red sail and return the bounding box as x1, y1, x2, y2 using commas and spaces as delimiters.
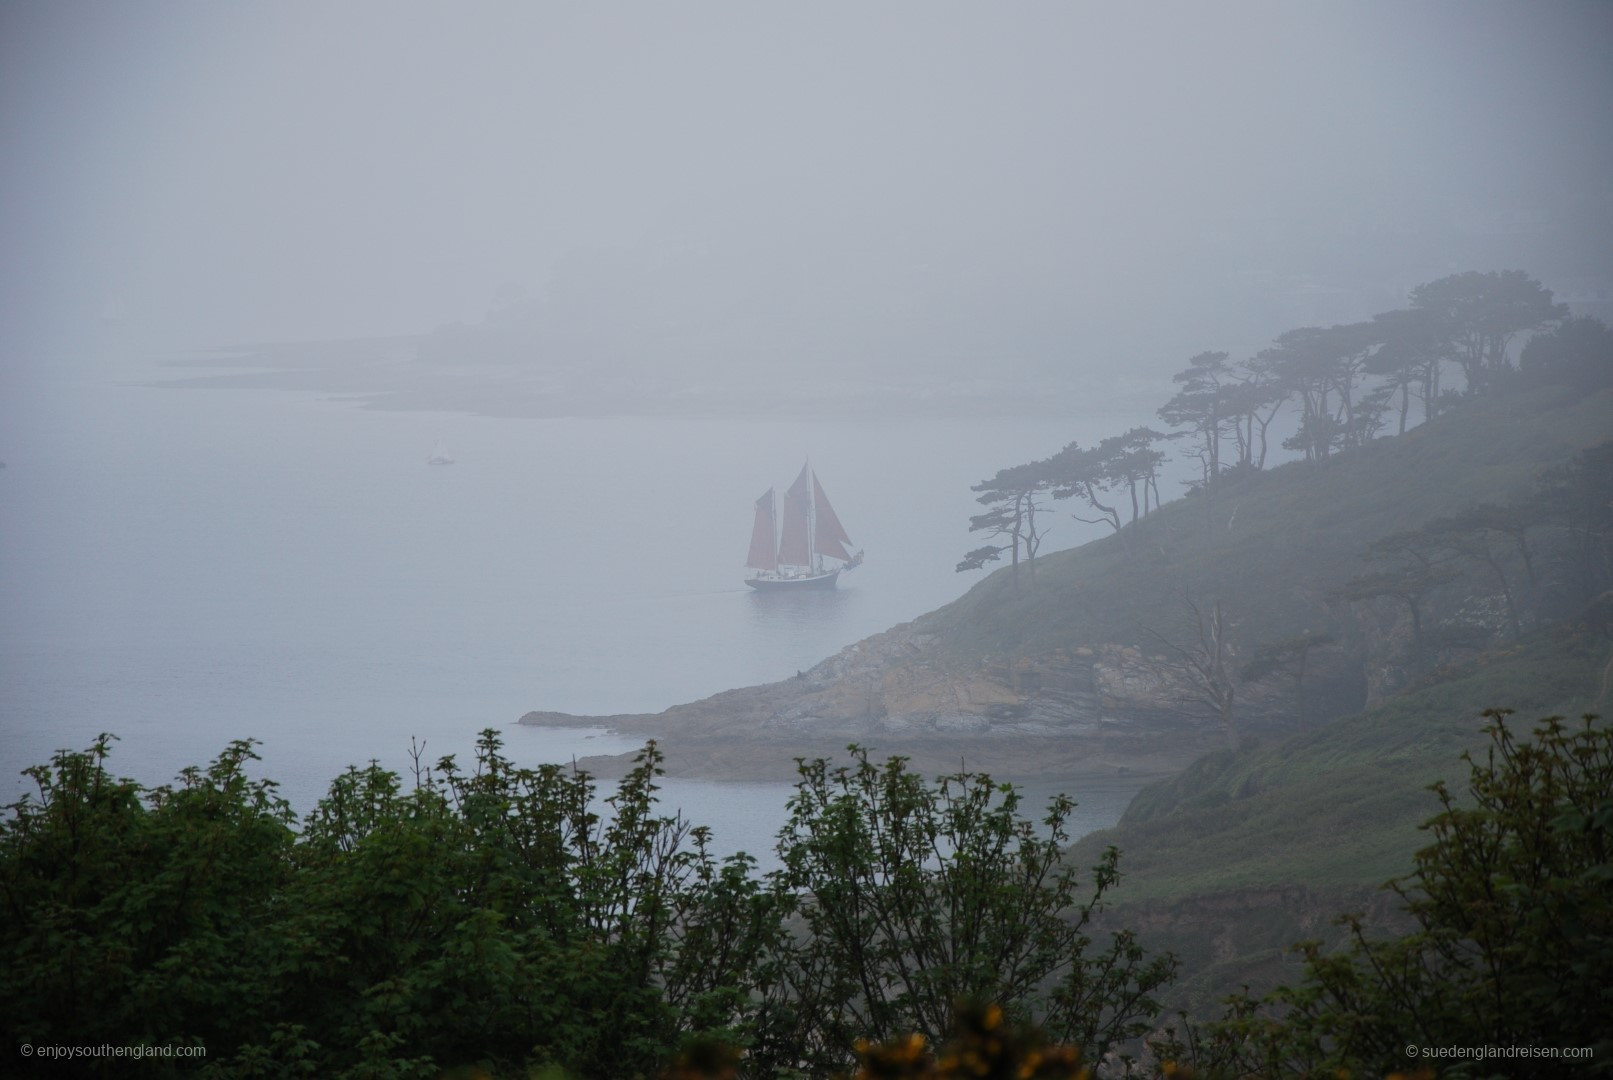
746, 488, 778, 571
812, 471, 855, 562
777, 463, 813, 567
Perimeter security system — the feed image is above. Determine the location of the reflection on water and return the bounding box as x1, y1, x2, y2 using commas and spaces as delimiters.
746, 583, 856, 641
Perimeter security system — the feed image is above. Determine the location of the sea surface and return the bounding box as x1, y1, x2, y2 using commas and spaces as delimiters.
1, 372, 1149, 866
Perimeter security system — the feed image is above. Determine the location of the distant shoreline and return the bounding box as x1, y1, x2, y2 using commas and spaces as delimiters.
142, 342, 1166, 423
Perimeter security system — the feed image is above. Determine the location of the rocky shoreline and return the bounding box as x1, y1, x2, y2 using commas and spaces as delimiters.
520, 613, 1226, 782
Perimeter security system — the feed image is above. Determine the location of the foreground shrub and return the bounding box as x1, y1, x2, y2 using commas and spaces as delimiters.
1, 734, 1171, 1078
0, 736, 291, 1069
1159, 710, 1612, 1078
769, 748, 1175, 1076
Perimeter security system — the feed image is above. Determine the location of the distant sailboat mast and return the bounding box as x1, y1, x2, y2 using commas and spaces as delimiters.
747, 489, 779, 573
778, 464, 813, 569
805, 461, 819, 573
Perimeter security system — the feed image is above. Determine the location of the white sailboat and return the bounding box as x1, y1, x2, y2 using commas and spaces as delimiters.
426, 442, 454, 466
745, 462, 862, 590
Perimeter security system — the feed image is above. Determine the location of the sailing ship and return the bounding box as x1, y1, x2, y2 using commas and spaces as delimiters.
746, 462, 863, 590
426, 442, 454, 466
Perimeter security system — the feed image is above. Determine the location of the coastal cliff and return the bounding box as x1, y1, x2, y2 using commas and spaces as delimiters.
523, 387, 1610, 784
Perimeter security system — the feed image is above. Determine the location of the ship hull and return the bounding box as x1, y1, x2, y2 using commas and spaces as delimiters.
745, 568, 841, 590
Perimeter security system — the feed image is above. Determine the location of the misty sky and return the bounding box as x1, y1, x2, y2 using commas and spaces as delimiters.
3, 1, 1611, 386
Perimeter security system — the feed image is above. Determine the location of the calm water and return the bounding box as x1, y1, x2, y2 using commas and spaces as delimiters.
1, 376, 1144, 864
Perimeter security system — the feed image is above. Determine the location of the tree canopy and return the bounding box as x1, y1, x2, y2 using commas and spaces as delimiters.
965, 267, 1577, 574
1410, 270, 1568, 392
1520, 315, 1613, 393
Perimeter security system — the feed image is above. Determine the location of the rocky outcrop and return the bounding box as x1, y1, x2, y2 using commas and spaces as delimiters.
1348, 586, 1529, 707
521, 614, 1239, 780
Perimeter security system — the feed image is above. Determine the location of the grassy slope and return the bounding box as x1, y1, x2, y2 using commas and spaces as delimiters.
1069, 628, 1609, 903
928, 384, 1609, 663
1066, 629, 1610, 1014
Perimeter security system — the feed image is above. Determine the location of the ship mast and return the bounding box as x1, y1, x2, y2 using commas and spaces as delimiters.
807, 458, 818, 573
746, 488, 780, 575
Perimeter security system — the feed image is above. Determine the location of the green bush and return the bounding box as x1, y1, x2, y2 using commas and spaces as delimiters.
770, 748, 1175, 1076
1, 734, 789, 1079
1, 733, 1172, 1079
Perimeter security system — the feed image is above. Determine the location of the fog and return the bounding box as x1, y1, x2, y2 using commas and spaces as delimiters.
5, 9, 1612, 1062
4, 1, 1611, 394
3, 0, 1613, 808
